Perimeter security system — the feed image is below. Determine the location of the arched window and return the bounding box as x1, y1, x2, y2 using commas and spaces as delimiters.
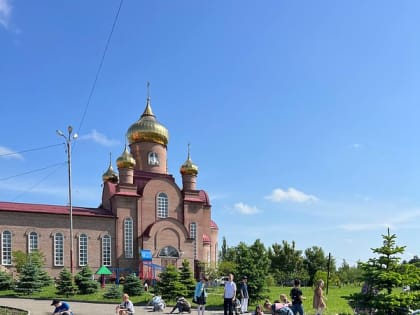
157, 193, 168, 218
158, 246, 179, 258
189, 223, 197, 259
28, 231, 38, 253
102, 235, 111, 266
124, 218, 133, 258
79, 233, 88, 266
54, 233, 64, 266
1, 231, 12, 265
148, 152, 160, 165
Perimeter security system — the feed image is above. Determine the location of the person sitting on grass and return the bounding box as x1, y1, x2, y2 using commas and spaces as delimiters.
263, 299, 293, 315
51, 299, 73, 315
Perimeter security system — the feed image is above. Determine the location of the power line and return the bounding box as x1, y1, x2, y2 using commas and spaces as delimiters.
0, 162, 66, 181
1, 1, 124, 202
12, 163, 65, 202
0, 143, 62, 158
77, 0, 124, 135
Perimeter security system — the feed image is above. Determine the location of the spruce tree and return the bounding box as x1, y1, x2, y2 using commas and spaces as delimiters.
56, 268, 77, 297
74, 266, 99, 294
347, 229, 420, 314
179, 259, 196, 297
156, 264, 185, 301
14, 261, 43, 294
123, 273, 143, 296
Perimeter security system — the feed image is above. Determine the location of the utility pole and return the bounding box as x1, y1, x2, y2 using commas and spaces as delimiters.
57, 125, 78, 274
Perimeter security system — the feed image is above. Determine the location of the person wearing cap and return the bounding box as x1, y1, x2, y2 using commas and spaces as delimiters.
240, 276, 249, 313
51, 299, 73, 315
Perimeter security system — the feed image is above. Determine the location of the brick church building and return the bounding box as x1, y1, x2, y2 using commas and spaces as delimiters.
0, 94, 219, 279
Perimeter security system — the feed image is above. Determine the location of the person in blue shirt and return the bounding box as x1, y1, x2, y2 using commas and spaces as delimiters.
194, 275, 208, 315
51, 299, 73, 315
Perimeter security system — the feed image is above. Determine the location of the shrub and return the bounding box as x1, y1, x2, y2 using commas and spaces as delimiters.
123, 273, 143, 296
74, 266, 99, 295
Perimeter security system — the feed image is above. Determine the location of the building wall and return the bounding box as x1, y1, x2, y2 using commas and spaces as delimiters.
0, 211, 115, 278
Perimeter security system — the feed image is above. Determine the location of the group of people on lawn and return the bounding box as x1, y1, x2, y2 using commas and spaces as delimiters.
50, 276, 326, 315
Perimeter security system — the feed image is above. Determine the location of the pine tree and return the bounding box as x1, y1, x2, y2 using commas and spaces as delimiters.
156, 264, 185, 301
123, 273, 144, 297
56, 268, 77, 297
74, 266, 99, 294
179, 259, 196, 297
14, 262, 43, 294
346, 229, 420, 314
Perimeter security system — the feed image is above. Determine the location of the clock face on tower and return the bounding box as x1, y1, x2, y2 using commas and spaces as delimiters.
148, 152, 160, 165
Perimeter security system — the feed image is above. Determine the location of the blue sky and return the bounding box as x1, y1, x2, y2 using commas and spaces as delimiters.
1, 0, 420, 266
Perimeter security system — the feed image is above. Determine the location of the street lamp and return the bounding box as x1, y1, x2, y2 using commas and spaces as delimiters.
57, 125, 78, 274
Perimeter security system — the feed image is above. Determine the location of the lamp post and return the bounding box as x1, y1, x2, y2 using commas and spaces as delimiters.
57, 125, 78, 274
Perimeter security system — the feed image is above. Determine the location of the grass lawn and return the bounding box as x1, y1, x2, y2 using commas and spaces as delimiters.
0, 284, 360, 315
205, 285, 359, 315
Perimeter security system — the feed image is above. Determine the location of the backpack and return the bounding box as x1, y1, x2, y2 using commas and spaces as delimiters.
272, 304, 293, 315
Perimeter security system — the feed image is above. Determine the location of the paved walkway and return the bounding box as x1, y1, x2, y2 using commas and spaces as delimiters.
0, 298, 223, 315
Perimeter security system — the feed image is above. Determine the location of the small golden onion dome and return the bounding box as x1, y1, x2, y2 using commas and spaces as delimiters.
126, 97, 169, 146
116, 146, 136, 169
180, 144, 198, 176
102, 164, 118, 183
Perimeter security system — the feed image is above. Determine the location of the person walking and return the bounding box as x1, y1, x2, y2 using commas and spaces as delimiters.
240, 276, 249, 313
290, 279, 305, 315
224, 273, 237, 315
194, 275, 208, 315
312, 280, 326, 315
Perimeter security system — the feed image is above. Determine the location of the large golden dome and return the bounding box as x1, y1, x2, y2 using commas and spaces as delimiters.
116, 145, 136, 169
127, 97, 169, 145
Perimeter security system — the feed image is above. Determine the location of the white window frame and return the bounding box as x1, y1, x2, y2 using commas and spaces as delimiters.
190, 223, 197, 259
54, 233, 64, 266
124, 218, 133, 258
79, 233, 88, 266
1, 231, 12, 265
28, 231, 38, 253
102, 235, 111, 266
157, 192, 168, 218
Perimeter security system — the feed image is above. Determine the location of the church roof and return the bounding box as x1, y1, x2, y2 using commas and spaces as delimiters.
0, 201, 114, 218
210, 220, 219, 229
203, 234, 211, 244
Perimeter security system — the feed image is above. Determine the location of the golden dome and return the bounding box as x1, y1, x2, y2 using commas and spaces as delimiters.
102, 164, 118, 183
180, 144, 198, 176
116, 145, 136, 169
127, 97, 169, 146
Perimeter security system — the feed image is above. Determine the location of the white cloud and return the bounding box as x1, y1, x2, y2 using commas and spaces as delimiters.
79, 129, 120, 147
265, 187, 318, 203
233, 202, 260, 215
338, 208, 420, 232
0, 0, 12, 29
0, 146, 23, 160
